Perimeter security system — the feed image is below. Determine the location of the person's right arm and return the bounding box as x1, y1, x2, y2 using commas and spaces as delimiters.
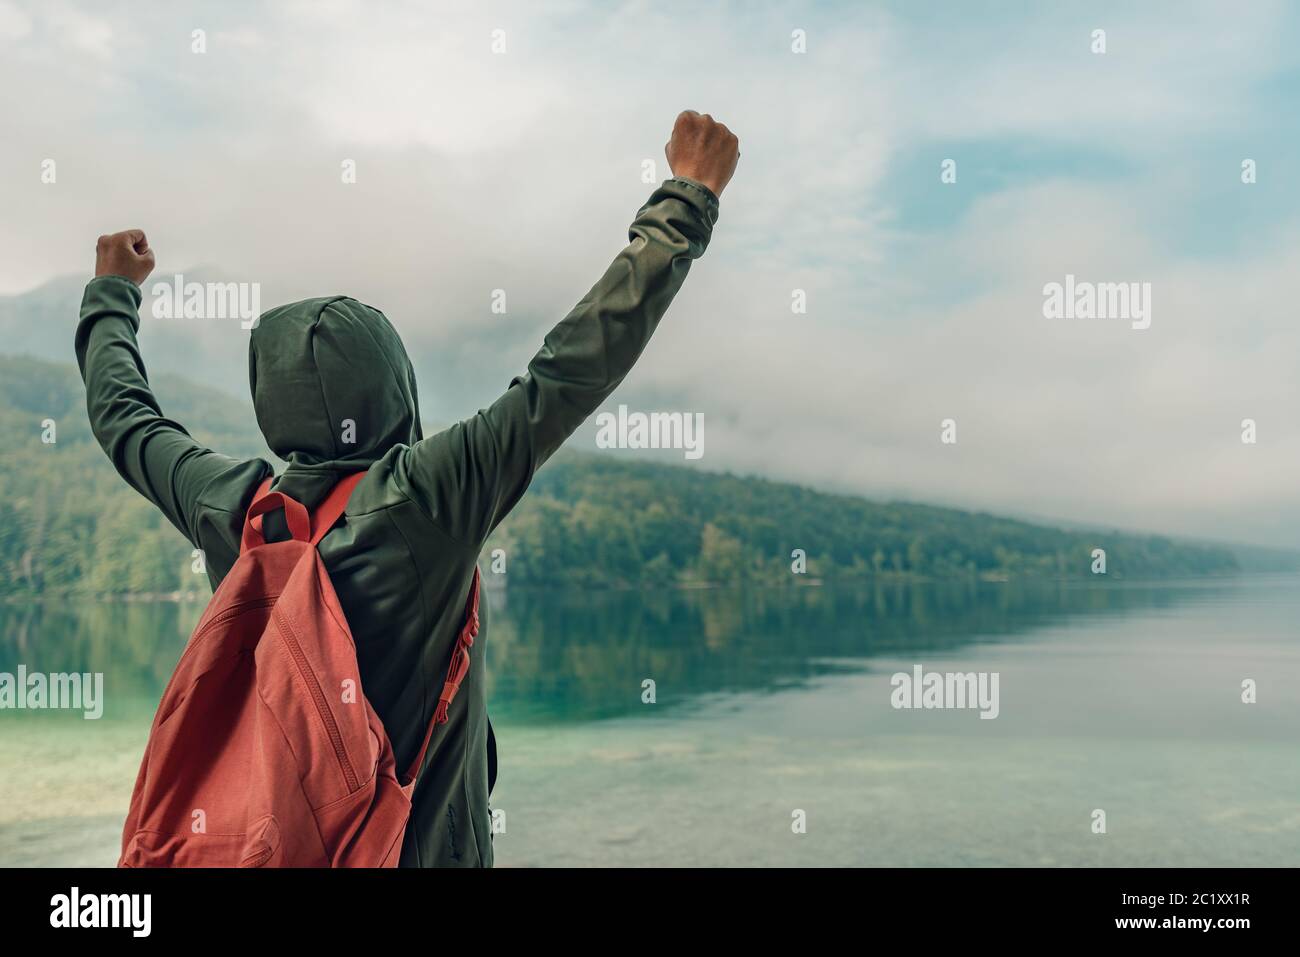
75, 230, 267, 548
400, 111, 739, 545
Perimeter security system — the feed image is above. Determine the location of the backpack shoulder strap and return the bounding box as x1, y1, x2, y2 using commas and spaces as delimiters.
402, 567, 483, 787
251, 475, 274, 502
309, 472, 367, 545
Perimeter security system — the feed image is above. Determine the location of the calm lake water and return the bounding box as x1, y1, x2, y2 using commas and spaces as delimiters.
1, 575, 1297, 867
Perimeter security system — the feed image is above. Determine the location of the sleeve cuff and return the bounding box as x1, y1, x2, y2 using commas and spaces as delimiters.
669, 175, 720, 207
79, 274, 144, 334
85, 274, 143, 302
663, 176, 721, 225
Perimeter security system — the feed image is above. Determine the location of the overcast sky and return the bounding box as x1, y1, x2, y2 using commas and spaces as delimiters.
1, 0, 1296, 547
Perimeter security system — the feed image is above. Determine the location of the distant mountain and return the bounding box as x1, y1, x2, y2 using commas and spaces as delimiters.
0, 355, 1273, 598
0, 271, 253, 396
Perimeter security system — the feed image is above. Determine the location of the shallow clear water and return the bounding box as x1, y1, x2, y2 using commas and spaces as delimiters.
2, 576, 1297, 866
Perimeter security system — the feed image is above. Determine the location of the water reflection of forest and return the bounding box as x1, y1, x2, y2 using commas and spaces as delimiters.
1, 579, 1219, 723
482, 580, 1218, 720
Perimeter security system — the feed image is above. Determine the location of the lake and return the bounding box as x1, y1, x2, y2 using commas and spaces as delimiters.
1, 575, 1297, 866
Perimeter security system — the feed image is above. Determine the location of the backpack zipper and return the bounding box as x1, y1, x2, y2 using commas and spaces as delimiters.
272, 606, 361, 793
174, 596, 279, 672
239, 844, 274, 868
192, 596, 279, 640
172, 594, 361, 794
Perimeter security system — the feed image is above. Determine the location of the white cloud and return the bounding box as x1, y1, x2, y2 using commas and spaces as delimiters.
43, 1, 113, 59
0, 0, 1294, 546
0, 0, 31, 40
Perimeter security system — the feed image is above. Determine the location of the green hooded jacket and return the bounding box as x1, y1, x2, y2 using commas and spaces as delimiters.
74, 177, 720, 866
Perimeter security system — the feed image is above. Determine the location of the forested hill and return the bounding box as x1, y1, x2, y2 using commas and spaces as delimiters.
0, 355, 1273, 598
494, 454, 1247, 586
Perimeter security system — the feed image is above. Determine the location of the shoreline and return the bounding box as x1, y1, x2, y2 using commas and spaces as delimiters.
1, 569, 1279, 605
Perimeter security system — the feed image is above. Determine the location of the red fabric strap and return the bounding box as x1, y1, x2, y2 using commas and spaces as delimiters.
240, 473, 366, 553
309, 472, 366, 545
403, 568, 482, 784
240, 478, 306, 552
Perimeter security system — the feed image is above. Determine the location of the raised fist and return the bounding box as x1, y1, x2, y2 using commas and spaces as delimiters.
665, 111, 739, 199
94, 229, 156, 287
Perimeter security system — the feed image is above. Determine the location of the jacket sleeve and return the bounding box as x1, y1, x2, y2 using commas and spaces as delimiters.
75, 275, 267, 546
401, 176, 720, 545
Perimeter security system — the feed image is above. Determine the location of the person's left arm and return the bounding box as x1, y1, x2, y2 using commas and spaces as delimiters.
75, 230, 266, 544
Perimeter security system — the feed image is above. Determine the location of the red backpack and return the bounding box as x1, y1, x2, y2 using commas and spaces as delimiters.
119, 472, 481, 867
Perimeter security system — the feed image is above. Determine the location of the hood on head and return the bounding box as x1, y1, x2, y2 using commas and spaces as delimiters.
249, 296, 422, 479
